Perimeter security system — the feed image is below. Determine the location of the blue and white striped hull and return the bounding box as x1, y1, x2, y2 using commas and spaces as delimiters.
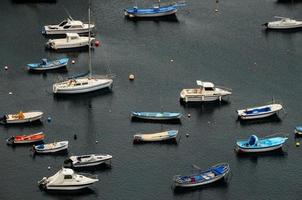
236, 144, 283, 153
125, 9, 177, 18
239, 111, 277, 120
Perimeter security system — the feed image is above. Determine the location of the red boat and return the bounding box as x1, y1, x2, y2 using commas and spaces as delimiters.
6, 132, 45, 144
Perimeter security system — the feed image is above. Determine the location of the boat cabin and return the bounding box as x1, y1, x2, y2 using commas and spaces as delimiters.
58, 18, 85, 29
66, 33, 81, 41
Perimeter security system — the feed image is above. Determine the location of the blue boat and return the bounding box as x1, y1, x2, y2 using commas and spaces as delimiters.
295, 126, 302, 136
124, 1, 185, 18
131, 112, 182, 120
173, 163, 230, 188
237, 104, 283, 120
236, 135, 288, 153
27, 58, 69, 71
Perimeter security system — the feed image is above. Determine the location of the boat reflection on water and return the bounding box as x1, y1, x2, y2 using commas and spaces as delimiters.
235, 148, 287, 164
125, 14, 179, 23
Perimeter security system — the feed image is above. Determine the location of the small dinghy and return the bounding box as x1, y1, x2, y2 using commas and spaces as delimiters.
173, 163, 230, 188
263, 17, 302, 29
0, 111, 43, 124
236, 135, 288, 153
237, 104, 283, 120
133, 130, 178, 143
27, 58, 69, 71
131, 112, 181, 120
34, 141, 68, 153
295, 126, 302, 136
65, 154, 113, 168
6, 132, 44, 145
38, 168, 98, 190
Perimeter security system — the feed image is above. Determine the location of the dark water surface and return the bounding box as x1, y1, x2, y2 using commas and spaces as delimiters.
0, 0, 302, 199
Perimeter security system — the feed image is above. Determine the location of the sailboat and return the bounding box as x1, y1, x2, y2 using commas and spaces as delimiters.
52, 1, 113, 94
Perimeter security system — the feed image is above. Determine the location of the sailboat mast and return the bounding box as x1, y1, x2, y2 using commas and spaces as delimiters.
88, 0, 92, 78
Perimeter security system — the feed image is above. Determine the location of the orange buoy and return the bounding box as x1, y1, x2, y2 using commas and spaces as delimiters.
95, 40, 100, 47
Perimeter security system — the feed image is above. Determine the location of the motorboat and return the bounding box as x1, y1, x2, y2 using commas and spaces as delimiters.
52, 3, 113, 94
295, 126, 302, 136
263, 17, 302, 29
42, 17, 95, 35
53, 76, 113, 94
235, 135, 288, 153
65, 154, 113, 168
131, 112, 182, 120
34, 141, 68, 153
180, 80, 232, 103
173, 163, 230, 188
0, 111, 43, 124
27, 58, 69, 71
133, 130, 178, 143
38, 168, 99, 190
124, 1, 185, 18
6, 132, 45, 144
237, 104, 283, 120
46, 33, 95, 50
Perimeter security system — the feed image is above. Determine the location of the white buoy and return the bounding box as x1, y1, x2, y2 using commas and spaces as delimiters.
186, 133, 189, 137
72, 60, 75, 64
129, 74, 135, 80
48, 166, 51, 170
4, 66, 8, 70
215, 9, 218, 12
96, 140, 98, 144
170, 59, 174, 62
8, 92, 12, 95
187, 113, 191, 118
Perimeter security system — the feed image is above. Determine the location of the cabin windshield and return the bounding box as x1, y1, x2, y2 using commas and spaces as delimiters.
59, 20, 68, 27
64, 175, 72, 179
64, 25, 71, 29
204, 87, 214, 91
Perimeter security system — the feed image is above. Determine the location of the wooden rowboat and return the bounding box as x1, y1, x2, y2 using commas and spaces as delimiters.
173, 163, 230, 188
6, 132, 45, 144
131, 112, 181, 120
0, 111, 43, 124
133, 130, 178, 143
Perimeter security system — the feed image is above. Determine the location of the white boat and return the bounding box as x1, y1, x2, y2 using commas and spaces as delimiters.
133, 130, 178, 143
52, 3, 113, 94
237, 104, 283, 120
38, 168, 99, 190
46, 33, 95, 50
66, 154, 112, 168
34, 141, 68, 153
264, 17, 302, 29
0, 111, 43, 124
42, 17, 95, 35
180, 80, 232, 103
53, 76, 113, 94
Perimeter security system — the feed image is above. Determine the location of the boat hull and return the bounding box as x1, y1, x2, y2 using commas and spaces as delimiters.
28, 63, 67, 71
125, 9, 177, 18
238, 111, 277, 120
43, 28, 92, 35
5, 115, 42, 124
174, 175, 225, 187
236, 144, 283, 153
134, 130, 178, 142
53, 80, 113, 94
45, 183, 95, 190
180, 94, 229, 103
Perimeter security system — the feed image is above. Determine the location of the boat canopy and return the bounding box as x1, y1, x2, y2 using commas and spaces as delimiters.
62, 168, 74, 175
41, 59, 48, 65
248, 135, 258, 146
196, 80, 214, 88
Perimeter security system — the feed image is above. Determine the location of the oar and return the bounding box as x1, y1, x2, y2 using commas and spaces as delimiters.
192, 164, 201, 170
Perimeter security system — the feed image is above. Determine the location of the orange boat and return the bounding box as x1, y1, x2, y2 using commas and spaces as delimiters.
6, 132, 45, 144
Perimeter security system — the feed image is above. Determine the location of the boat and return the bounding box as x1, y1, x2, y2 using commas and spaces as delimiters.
52, 2, 113, 94
131, 112, 182, 120
34, 141, 68, 153
180, 80, 232, 103
27, 58, 69, 71
173, 163, 230, 188
235, 135, 288, 153
46, 33, 95, 50
0, 111, 43, 124
263, 17, 302, 29
65, 154, 112, 168
237, 104, 283, 120
42, 17, 95, 35
124, 1, 186, 18
133, 130, 178, 143
38, 168, 98, 190
295, 126, 302, 136
6, 132, 45, 145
